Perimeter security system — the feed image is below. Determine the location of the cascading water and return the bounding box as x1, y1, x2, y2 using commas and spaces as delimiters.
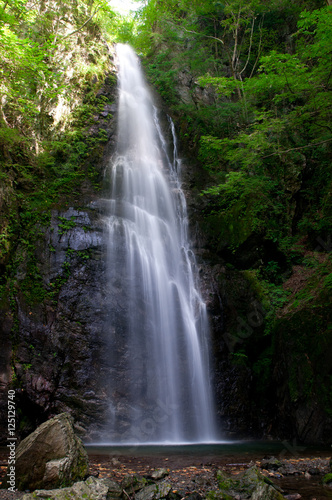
104, 43, 217, 444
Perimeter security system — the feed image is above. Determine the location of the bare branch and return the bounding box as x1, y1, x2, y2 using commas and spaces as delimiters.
60, 4, 102, 41
262, 138, 332, 158
240, 17, 255, 76
122, 490, 131, 500
249, 14, 264, 78
282, 69, 295, 95
180, 25, 224, 44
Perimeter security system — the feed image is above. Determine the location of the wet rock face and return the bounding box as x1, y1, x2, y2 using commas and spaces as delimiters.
11, 203, 112, 440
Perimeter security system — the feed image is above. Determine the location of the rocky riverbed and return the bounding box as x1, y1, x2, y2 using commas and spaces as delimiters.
0, 450, 331, 499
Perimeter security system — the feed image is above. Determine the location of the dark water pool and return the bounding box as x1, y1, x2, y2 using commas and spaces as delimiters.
85, 440, 330, 459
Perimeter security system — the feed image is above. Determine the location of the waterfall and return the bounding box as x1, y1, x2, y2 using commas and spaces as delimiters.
104, 44, 217, 444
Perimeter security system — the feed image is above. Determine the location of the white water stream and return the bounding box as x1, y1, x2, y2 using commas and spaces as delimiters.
105, 44, 217, 444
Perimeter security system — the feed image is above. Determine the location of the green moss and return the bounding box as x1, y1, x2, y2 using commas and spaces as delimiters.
216, 471, 234, 490
213, 467, 284, 499
58, 216, 77, 235
322, 473, 332, 484
205, 206, 253, 250
206, 492, 234, 500
20, 260, 46, 305
242, 270, 271, 311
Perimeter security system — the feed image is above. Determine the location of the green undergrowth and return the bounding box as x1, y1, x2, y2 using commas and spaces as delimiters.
0, 0, 119, 273
229, 253, 332, 417
0, 74, 115, 279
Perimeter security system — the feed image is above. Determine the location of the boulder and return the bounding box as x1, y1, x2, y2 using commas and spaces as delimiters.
146, 468, 169, 481
135, 481, 172, 500
242, 467, 285, 499
15, 412, 88, 491
121, 473, 148, 493
251, 482, 286, 500
216, 466, 286, 499
120, 472, 171, 500
260, 457, 283, 471
21, 476, 115, 499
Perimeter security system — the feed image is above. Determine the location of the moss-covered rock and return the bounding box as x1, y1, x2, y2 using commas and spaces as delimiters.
322, 473, 332, 486
211, 467, 286, 499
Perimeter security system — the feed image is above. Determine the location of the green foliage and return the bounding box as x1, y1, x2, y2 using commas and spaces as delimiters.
58, 217, 77, 235
145, 51, 178, 104
323, 473, 332, 485
324, 273, 332, 291
199, 136, 226, 171
198, 76, 240, 98
195, 4, 332, 260
0, 0, 121, 336
202, 172, 287, 248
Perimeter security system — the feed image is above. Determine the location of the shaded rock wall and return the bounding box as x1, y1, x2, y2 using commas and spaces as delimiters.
0, 73, 118, 442
271, 294, 332, 443
12, 203, 110, 439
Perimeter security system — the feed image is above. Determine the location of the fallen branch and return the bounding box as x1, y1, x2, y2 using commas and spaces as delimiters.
122, 489, 131, 500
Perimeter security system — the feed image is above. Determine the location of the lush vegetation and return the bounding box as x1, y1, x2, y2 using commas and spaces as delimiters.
131, 0, 331, 251
124, 0, 332, 430
0, 0, 127, 274
1, 0, 331, 438
128, 3, 331, 274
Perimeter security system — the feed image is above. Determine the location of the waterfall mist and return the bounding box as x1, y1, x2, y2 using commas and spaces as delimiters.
104, 44, 218, 444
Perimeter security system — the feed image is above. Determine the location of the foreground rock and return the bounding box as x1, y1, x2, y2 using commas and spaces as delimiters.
259, 455, 330, 477
21, 476, 120, 499
120, 472, 171, 500
215, 466, 286, 499
20, 465, 288, 500
15, 413, 88, 491
21, 475, 172, 500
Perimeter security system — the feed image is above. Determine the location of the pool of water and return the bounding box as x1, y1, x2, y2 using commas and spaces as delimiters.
85, 440, 330, 459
